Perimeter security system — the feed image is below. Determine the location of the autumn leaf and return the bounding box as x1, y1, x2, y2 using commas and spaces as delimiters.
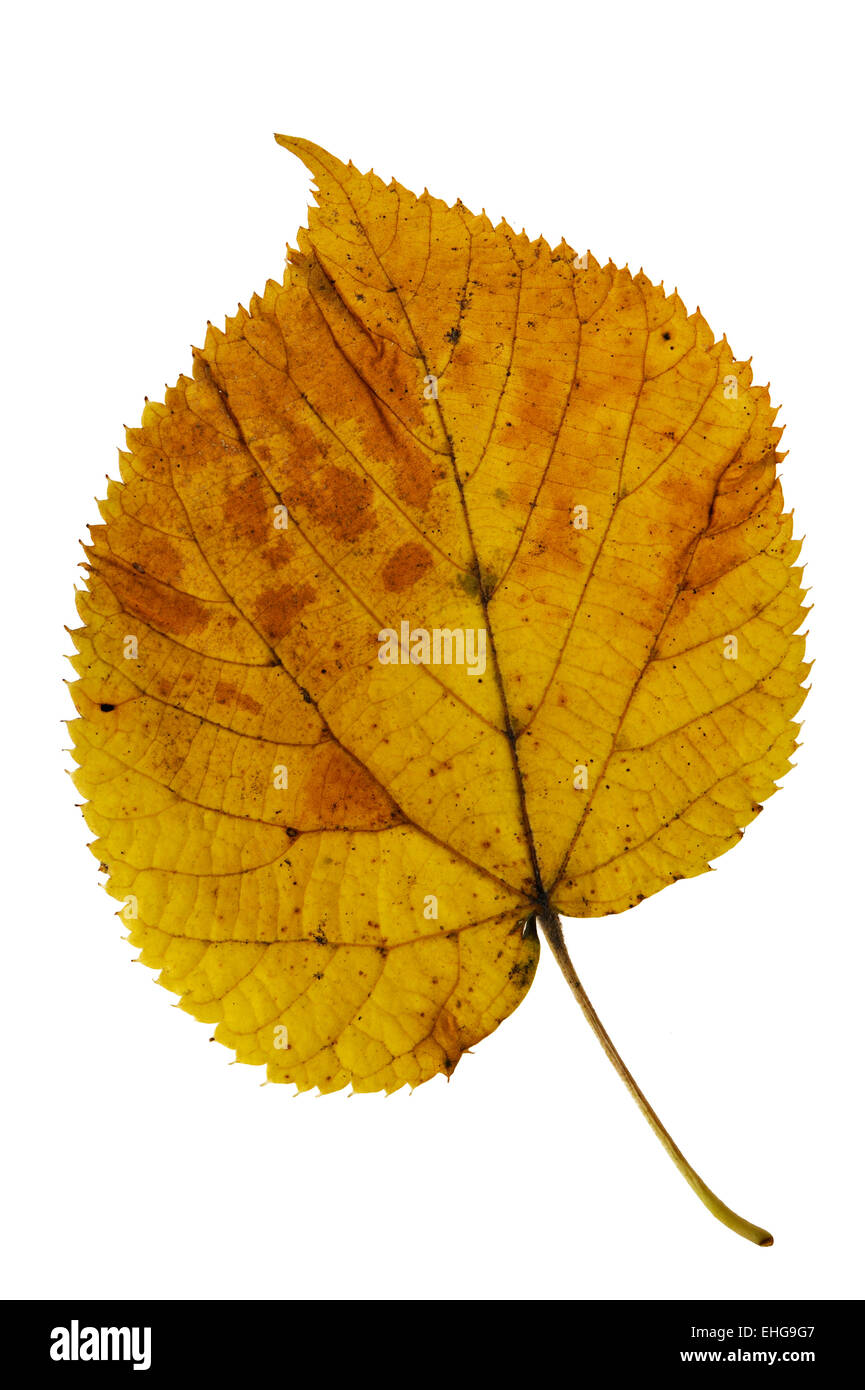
67, 137, 808, 1245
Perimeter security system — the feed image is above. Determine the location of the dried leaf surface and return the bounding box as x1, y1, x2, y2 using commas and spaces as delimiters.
69, 138, 807, 1092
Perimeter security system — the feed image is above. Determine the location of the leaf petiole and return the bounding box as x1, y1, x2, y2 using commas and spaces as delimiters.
536, 907, 773, 1247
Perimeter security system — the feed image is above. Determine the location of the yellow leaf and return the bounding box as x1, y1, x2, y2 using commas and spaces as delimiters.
68, 137, 808, 1241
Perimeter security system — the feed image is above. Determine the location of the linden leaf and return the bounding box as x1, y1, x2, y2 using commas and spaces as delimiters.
68, 137, 808, 1244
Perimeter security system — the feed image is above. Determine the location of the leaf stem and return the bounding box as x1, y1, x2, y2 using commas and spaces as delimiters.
536, 907, 773, 1247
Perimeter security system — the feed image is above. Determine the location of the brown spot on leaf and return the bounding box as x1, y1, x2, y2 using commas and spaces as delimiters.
278, 439, 376, 542
94, 555, 210, 639
253, 581, 316, 644
390, 437, 439, 511
381, 541, 433, 592
137, 533, 185, 587
223, 475, 273, 544
213, 681, 262, 714
434, 1007, 462, 1060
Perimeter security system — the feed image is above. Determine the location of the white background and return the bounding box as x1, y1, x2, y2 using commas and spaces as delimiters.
3, 0, 862, 1302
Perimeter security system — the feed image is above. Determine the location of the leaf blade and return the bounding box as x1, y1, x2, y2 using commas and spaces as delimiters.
69, 138, 807, 1091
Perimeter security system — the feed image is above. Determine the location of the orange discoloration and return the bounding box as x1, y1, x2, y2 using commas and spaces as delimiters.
213, 681, 262, 715
257, 416, 377, 544
252, 581, 316, 644
391, 437, 440, 511
296, 743, 403, 829
91, 554, 210, 639
223, 476, 274, 544
134, 533, 185, 587
380, 540, 433, 592
433, 1008, 463, 1061
285, 462, 375, 543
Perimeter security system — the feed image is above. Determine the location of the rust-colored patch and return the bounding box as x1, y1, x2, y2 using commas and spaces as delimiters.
252, 581, 316, 644
213, 681, 262, 715
223, 474, 273, 544
389, 435, 439, 511
93, 555, 210, 639
297, 744, 402, 829
278, 455, 375, 542
433, 1007, 463, 1059
380, 541, 433, 592
137, 532, 185, 587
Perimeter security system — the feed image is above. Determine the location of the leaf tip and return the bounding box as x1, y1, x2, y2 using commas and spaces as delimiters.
274, 133, 345, 183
